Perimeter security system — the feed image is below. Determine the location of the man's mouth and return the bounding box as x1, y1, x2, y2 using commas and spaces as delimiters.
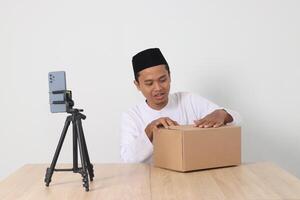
154, 92, 165, 100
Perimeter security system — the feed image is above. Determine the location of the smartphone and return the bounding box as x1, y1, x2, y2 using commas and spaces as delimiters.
48, 71, 67, 113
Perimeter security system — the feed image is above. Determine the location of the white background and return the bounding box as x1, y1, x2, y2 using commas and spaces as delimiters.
1, 0, 299, 180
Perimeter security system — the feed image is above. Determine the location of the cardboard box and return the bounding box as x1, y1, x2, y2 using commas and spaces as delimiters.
153, 125, 241, 172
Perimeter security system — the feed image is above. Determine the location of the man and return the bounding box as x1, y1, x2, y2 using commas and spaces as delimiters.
120, 48, 241, 163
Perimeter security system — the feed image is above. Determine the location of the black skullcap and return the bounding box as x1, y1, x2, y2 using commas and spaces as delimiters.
132, 48, 168, 75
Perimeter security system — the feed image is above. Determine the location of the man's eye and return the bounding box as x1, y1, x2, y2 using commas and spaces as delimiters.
145, 82, 152, 86
160, 79, 166, 82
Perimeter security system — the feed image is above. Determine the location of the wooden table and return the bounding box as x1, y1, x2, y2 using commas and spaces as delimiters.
1, 162, 300, 200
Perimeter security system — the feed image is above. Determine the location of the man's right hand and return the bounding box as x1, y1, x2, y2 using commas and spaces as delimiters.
145, 117, 179, 142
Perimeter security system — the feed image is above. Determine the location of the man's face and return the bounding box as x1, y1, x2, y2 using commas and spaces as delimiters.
134, 64, 171, 110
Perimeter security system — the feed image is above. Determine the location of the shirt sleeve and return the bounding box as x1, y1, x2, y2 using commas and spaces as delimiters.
120, 112, 153, 163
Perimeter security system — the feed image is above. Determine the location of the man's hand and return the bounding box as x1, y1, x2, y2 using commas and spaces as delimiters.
194, 109, 233, 128
145, 117, 179, 142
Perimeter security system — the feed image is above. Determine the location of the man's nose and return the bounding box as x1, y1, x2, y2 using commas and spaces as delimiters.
153, 82, 162, 90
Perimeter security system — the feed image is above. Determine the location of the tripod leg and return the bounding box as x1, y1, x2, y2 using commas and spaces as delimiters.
76, 119, 90, 191
44, 116, 71, 186
77, 119, 94, 181
72, 120, 78, 171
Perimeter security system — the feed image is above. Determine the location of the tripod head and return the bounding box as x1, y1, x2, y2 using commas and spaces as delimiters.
52, 90, 86, 120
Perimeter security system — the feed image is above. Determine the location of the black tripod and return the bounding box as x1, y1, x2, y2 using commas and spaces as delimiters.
44, 108, 94, 191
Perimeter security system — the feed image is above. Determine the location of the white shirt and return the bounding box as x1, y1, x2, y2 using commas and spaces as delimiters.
120, 92, 241, 163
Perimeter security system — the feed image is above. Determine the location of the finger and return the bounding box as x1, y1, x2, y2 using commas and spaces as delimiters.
154, 121, 164, 128
204, 121, 215, 128
213, 122, 224, 128
196, 119, 207, 128
166, 118, 175, 126
193, 119, 202, 126
159, 119, 169, 128
198, 118, 208, 125
194, 120, 204, 127
193, 120, 198, 127
167, 118, 179, 126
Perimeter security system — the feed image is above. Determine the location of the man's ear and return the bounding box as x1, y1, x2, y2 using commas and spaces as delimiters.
134, 80, 141, 91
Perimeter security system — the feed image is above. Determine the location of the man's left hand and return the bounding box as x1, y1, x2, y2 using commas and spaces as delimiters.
194, 109, 233, 128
